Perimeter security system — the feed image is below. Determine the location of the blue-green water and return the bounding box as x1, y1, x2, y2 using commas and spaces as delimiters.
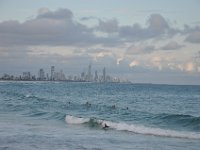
0, 81, 200, 149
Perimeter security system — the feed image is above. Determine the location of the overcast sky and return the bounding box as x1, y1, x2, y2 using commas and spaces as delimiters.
0, 0, 200, 85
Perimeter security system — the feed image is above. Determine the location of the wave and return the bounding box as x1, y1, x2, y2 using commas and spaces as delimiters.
65, 115, 200, 140
159, 114, 200, 123
155, 113, 200, 130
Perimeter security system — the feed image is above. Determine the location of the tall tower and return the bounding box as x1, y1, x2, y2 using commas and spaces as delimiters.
38, 69, 45, 80
103, 67, 106, 82
87, 64, 92, 81
94, 70, 98, 82
51, 66, 55, 80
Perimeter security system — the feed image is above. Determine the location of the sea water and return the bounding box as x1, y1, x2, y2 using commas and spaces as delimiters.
0, 81, 200, 150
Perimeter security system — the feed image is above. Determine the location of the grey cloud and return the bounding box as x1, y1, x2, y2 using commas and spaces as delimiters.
147, 14, 169, 35
80, 16, 97, 21
96, 19, 119, 33
0, 8, 199, 50
85, 48, 110, 54
119, 24, 145, 40
126, 45, 155, 55
182, 25, 200, 34
185, 31, 200, 43
37, 8, 73, 20
119, 14, 170, 41
180, 25, 200, 43
161, 41, 184, 50
0, 8, 119, 47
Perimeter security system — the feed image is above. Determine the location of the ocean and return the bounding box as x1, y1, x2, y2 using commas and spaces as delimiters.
0, 81, 200, 150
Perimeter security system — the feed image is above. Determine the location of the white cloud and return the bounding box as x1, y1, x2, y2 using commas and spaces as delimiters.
151, 56, 162, 70
185, 62, 195, 72
129, 60, 140, 68
117, 57, 124, 65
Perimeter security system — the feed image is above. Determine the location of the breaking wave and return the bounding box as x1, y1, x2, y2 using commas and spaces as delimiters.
65, 115, 200, 140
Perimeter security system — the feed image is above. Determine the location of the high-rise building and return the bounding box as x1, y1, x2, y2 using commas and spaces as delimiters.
94, 70, 98, 82
22, 72, 31, 80
87, 64, 92, 81
51, 66, 55, 80
46, 73, 49, 80
54, 70, 66, 81
38, 69, 45, 80
81, 72, 85, 81
103, 67, 106, 82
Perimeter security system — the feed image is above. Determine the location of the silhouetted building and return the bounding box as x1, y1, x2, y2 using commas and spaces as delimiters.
94, 70, 98, 82
54, 70, 66, 80
51, 66, 55, 80
38, 69, 45, 80
103, 67, 106, 82
81, 72, 85, 81
23, 72, 31, 80
86, 64, 92, 81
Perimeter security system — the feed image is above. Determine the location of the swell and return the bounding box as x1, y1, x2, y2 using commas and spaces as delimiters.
65, 115, 200, 140
1, 90, 200, 131
154, 113, 200, 130
24, 111, 66, 120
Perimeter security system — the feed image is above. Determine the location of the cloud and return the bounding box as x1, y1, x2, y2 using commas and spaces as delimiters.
96, 19, 119, 33
161, 41, 184, 50
129, 60, 140, 67
185, 62, 195, 72
0, 8, 194, 50
126, 44, 155, 55
185, 31, 200, 43
80, 16, 97, 21
151, 56, 162, 70
1, 7, 200, 80
147, 14, 169, 35
117, 57, 124, 65
37, 8, 73, 20
119, 14, 171, 41
0, 8, 119, 47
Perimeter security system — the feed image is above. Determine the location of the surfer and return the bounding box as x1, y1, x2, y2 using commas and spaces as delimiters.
111, 105, 116, 109
86, 101, 91, 107
102, 122, 109, 129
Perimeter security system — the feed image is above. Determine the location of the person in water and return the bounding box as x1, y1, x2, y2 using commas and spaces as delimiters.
111, 105, 116, 109
102, 122, 109, 129
104, 123, 109, 128
86, 101, 91, 106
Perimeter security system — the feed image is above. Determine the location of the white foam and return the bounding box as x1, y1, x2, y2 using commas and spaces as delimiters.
25, 94, 31, 98
106, 121, 200, 140
65, 115, 200, 139
65, 115, 90, 124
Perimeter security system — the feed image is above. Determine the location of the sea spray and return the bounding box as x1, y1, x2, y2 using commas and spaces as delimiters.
65, 115, 200, 140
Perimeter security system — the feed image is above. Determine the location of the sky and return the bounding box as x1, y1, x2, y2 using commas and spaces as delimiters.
0, 0, 200, 85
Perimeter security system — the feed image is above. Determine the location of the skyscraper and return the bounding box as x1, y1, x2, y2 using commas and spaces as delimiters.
103, 67, 106, 82
38, 69, 45, 80
51, 66, 55, 80
94, 70, 98, 82
87, 64, 92, 81
81, 72, 85, 81
22, 72, 31, 80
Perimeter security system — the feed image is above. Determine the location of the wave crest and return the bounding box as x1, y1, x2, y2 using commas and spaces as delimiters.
65, 115, 200, 140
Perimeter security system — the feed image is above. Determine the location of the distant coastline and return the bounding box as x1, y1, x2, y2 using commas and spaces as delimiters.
0, 64, 131, 83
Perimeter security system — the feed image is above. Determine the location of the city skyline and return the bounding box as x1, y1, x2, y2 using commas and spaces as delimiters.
0, 0, 200, 85
0, 64, 126, 83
